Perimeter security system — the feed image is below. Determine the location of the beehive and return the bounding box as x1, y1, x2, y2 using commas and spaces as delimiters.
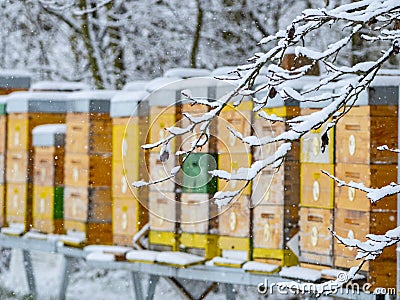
5, 92, 69, 232
251, 161, 300, 206
181, 153, 218, 194
63, 186, 112, 244
0, 73, 31, 228
217, 153, 252, 195
252, 106, 300, 161
31, 124, 66, 234
252, 204, 299, 265
335, 163, 397, 211
180, 193, 218, 233
336, 105, 397, 165
110, 90, 149, 245
217, 100, 253, 154
299, 207, 334, 266
300, 163, 334, 209
334, 208, 397, 289
300, 108, 335, 164
218, 196, 251, 257
63, 91, 117, 245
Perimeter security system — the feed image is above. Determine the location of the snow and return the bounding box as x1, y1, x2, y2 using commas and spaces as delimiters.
211, 256, 246, 266
86, 252, 115, 262
320, 269, 365, 281
5, 91, 72, 113
1, 224, 25, 236
279, 266, 321, 282
242, 261, 280, 273
0, 69, 31, 77
145, 77, 181, 92
122, 80, 148, 91
32, 124, 66, 147
110, 91, 149, 117
156, 251, 205, 266
58, 234, 86, 246
67, 90, 118, 113
84, 245, 132, 254
23, 231, 49, 241
210, 66, 238, 77
126, 250, 159, 263
164, 68, 211, 78
30, 81, 90, 91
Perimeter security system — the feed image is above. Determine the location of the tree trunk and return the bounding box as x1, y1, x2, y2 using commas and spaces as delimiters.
190, 0, 203, 68
79, 0, 104, 89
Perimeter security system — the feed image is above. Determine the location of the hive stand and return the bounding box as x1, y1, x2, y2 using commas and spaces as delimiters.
0, 234, 391, 300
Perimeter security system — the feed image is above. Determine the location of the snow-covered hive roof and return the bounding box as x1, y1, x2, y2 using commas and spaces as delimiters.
163, 68, 211, 79
32, 124, 66, 147
30, 81, 90, 92
122, 80, 148, 91
0, 69, 31, 90
6, 91, 72, 113
147, 77, 240, 107
67, 90, 119, 113
211, 66, 237, 77
333, 72, 400, 106
110, 90, 149, 118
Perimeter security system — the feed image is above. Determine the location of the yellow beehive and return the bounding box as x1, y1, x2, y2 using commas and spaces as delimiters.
251, 161, 300, 206
300, 108, 335, 164
6, 183, 32, 230
299, 207, 334, 266
253, 106, 300, 161
300, 163, 334, 209
217, 101, 252, 154
217, 153, 252, 195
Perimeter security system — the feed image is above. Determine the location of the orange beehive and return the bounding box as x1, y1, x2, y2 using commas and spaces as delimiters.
336, 105, 397, 165
334, 208, 397, 289
62, 91, 117, 245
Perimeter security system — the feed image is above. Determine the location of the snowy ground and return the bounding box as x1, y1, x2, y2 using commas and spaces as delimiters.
0, 249, 336, 300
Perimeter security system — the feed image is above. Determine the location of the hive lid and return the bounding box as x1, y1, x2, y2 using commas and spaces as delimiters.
147, 77, 240, 107
164, 68, 211, 79
110, 91, 149, 118
30, 81, 90, 92
0, 69, 31, 89
334, 75, 400, 106
6, 91, 72, 113
122, 80, 148, 91
32, 124, 66, 147
67, 90, 118, 113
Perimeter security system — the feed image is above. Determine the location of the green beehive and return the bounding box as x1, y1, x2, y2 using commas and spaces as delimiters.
182, 153, 218, 193
54, 186, 64, 220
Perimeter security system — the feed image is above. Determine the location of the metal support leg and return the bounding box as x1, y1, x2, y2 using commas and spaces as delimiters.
224, 283, 235, 300
146, 274, 160, 300
22, 250, 37, 299
58, 256, 74, 300
131, 272, 144, 300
